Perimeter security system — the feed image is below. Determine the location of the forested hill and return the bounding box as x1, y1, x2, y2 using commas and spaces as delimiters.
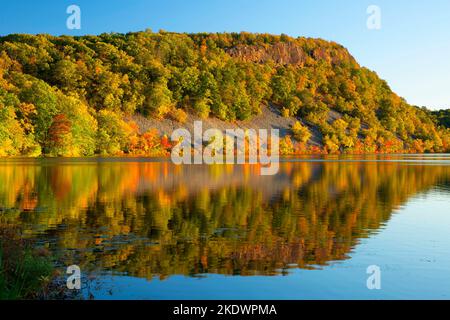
0, 31, 449, 157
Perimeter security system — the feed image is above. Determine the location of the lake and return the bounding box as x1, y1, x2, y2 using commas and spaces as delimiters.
1, 155, 450, 299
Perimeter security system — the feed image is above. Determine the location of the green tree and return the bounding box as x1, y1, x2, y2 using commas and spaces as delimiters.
292, 121, 311, 143
96, 110, 133, 155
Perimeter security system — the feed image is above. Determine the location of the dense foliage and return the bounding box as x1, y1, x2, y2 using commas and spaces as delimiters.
432, 109, 450, 129
0, 31, 449, 156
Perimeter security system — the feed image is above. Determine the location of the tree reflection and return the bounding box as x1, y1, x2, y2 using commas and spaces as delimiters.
1, 159, 449, 279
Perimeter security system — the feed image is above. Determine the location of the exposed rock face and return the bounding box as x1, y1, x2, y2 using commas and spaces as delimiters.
131, 104, 326, 147
226, 41, 355, 66
226, 42, 307, 65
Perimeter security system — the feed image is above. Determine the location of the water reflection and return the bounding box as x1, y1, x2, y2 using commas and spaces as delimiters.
1, 158, 450, 280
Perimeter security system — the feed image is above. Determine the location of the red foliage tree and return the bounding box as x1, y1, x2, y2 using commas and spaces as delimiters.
48, 114, 71, 152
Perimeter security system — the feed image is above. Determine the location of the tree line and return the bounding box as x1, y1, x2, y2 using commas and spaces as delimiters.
0, 31, 449, 156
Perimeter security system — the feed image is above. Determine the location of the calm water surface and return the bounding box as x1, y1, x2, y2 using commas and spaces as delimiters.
1, 155, 450, 299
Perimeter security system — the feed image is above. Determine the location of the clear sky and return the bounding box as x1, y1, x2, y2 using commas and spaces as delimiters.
0, 0, 449, 110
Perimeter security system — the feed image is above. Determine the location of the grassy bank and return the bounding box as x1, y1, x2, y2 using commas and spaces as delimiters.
0, 228, 54, 300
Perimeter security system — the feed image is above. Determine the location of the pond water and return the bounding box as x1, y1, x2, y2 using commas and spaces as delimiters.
1, 155, 450, 299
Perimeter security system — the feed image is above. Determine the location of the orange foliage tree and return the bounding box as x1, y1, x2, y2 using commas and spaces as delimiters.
47, 114, 72, 156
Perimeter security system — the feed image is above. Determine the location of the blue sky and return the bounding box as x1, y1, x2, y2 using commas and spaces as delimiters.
0, 0, 449, 110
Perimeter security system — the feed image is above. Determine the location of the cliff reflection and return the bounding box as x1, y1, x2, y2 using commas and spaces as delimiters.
1, 160, 450, 279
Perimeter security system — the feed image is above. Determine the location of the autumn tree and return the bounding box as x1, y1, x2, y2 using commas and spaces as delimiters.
47, 114, 72, 156
292, 121, 311, 143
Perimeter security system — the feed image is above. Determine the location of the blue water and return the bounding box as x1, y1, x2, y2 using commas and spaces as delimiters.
84, 190, 450, 300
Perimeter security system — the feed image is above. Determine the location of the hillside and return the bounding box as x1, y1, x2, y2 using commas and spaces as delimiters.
0, 31, 449, 157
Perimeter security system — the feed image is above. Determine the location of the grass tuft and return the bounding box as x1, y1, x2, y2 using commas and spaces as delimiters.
0, 227, 53, 300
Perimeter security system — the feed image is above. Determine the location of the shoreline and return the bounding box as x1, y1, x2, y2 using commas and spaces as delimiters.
1, 152, 450, 161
